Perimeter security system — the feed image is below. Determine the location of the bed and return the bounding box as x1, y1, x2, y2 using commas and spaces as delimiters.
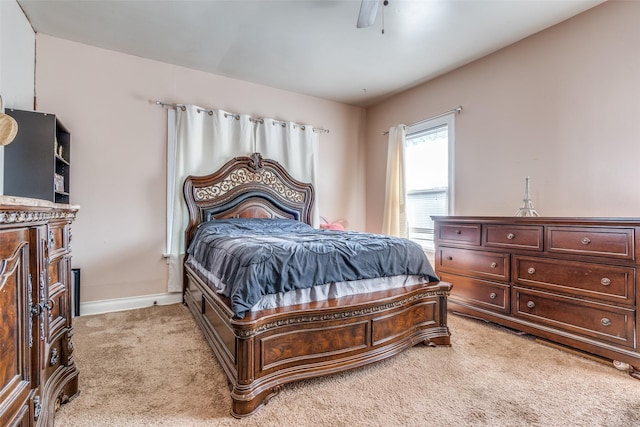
182, 153, 452, 417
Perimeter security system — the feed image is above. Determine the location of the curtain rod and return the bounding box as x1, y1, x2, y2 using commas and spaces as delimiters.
153, 100, 329, 134
382, 106, 463, 135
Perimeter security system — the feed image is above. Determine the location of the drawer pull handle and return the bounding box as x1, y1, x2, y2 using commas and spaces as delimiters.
581, 237, 591, 245
489, 292, 497, 300
490, 262, 498, 269
601, 278, 611, 286
455, 230, 462, 235
446, 256, 453, 261
526, 301, 535, 309
48, 230, 55, 249
601, 318, 611, 327
507, 233, 515, 240
49, 348, 58, 366
527, 267, 536, 275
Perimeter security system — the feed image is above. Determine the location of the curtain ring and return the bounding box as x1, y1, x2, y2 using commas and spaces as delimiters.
180, 105, 186, 111
208, 110, 213, 116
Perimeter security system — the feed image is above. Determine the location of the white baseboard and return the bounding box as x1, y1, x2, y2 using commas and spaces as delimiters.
79, 292, 183, 316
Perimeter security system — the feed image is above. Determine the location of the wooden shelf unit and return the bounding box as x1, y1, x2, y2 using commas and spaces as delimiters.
4, 109, 71, 204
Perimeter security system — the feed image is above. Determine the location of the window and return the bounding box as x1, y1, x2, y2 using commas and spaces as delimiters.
404, 114, 454, 251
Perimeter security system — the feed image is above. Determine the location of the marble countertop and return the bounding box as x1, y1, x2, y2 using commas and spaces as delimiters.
0, 195, 80, 210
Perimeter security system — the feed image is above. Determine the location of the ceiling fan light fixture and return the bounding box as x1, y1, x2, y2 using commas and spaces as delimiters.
357, 0, 380, 28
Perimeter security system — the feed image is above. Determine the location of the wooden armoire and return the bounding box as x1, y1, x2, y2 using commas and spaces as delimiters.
0, 197, 79, 426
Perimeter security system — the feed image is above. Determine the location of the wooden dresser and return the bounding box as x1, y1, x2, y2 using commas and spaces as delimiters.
432, 216, 640, 378
0, 197, 79, 427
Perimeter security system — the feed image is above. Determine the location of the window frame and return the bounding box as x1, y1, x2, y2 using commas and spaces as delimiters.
405, 113, 455, 250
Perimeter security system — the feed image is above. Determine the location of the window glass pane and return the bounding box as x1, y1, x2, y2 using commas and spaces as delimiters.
405, 125, 448, 191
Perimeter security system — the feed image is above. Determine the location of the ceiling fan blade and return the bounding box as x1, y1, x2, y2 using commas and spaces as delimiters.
357, 0, 379, 28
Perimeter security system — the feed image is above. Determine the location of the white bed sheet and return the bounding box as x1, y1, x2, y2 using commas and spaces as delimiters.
186, 256, 428, 312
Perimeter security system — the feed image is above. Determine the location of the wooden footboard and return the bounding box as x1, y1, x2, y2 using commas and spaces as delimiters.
184, 264, 451, 418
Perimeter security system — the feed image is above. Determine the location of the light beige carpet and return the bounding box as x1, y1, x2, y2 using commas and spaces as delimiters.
56, 303, 640, 427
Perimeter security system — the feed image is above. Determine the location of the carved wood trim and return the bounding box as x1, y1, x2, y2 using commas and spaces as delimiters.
193, 168, 306, 203
0, 208, 78, 225
234, 288, 450, 337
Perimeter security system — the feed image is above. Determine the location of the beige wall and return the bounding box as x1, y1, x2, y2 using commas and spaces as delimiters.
35, 35, 366, 303
365, 0, 640, 233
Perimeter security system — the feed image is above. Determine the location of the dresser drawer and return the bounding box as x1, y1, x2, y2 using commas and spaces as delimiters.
47, 284, 68, 339
438, 247, 509, 282
48, 222, 68, 254
484, 225, 543, 251
514, 256, 635, 305
437, 223, 481, 246
513, 287, 635, 349
440, 273, 510, 314
44, 330, 67, 378
48, 253, 66, 287
546, 226, 634, 260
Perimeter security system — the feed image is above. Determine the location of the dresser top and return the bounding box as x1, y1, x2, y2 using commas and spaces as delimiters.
0, 195, 79, 210
431, 216, 640, 226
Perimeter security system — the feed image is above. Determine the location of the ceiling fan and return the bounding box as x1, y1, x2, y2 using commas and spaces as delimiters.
357, 0, 388, 28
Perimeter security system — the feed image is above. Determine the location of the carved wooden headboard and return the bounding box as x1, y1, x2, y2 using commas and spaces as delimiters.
183, 153, 314, 245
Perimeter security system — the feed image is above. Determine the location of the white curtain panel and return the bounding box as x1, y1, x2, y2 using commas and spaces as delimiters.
167, 106, 253, 292
382, 124, 408, 238
167, 107, 320, 292
255, 118, 320, 227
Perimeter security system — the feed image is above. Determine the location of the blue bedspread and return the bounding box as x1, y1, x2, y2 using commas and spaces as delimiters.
187, 218, 438, 318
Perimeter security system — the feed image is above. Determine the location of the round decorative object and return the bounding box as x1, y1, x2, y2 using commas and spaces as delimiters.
0, 95, 18, 146
0, 115, 18, 146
